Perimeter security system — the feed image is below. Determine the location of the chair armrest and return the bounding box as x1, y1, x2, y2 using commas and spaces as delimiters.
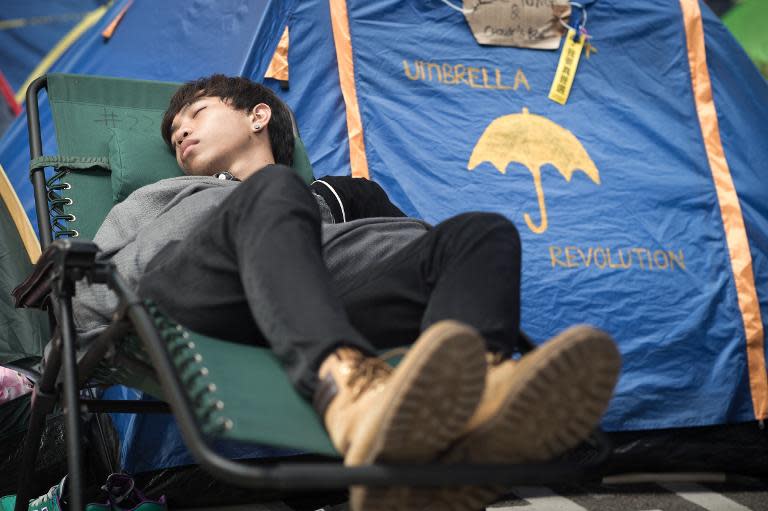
12, 239, 100, 309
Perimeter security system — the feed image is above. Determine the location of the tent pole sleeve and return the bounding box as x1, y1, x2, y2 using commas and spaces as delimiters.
680, 0, 767, 420
329, 0, 370, 179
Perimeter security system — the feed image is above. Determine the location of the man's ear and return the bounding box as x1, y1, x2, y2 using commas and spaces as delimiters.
250, 103, 272, 133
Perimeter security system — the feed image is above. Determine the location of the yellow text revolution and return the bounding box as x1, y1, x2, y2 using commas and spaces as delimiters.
549, 246, 686, 271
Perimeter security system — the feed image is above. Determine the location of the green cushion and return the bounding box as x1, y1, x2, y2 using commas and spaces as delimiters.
46, 73, 315, 235
109, 126, 183, 202
292, 137, 315, 185
47, 74, 181, 239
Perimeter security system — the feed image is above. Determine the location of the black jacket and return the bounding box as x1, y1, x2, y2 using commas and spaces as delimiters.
310, 176, 406, 223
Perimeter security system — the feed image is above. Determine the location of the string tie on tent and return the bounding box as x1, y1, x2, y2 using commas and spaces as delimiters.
559, 2, 591, 41
437, 0, 492, 15
438, 0, 593, 41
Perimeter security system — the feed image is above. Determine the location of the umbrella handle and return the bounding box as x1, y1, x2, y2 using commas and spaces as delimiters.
524, 168, 548, 234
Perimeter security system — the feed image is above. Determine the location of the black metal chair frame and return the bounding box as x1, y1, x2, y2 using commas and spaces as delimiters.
14, 75, 608, 511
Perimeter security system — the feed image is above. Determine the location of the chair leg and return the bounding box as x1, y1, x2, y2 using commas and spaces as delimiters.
87, 388, 118, 475
59, 296, 84, 511
14, 388, 54, 511
16, 327, 64, 511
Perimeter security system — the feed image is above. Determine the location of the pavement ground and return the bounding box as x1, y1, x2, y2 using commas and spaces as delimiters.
179, 474, 768, 511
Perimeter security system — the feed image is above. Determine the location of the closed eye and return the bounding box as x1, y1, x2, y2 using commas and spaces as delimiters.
193, 106, 206, 118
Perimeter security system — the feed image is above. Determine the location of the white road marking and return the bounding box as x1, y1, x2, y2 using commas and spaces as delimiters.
490, 486, 588, 510
659, 482, 753, 511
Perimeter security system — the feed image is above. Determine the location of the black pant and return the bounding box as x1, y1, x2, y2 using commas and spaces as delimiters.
139, 165, 521, 398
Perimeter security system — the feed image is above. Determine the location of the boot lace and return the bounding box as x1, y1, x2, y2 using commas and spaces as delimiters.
346, 354, 395, 401
486, 351, 507, 366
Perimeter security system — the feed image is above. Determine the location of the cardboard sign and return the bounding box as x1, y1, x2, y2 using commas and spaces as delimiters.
462, 0, 571, 50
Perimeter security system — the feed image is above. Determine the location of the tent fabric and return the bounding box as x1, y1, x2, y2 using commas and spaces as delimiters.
264, 27, 290, 83
0, 164, 47, 366
0, 164, 39, 262
323, 0, 768, 431
101, 1, 132, 40
0, 106, 15, 146
103, 385, 299, 474
0, 0, 293, 231
0, 72, 20, 118
680, 0, 766, 419
12, 3, 110, 106
264, 1, 351, 180
329, 0, 368, 179
0, 70, 20, 138
0, 1, 109, 94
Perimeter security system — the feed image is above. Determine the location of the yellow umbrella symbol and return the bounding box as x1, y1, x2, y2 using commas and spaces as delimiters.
468, 108, 600, 234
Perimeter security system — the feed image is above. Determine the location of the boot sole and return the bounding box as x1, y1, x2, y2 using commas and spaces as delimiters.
449, 325, 621, 464
348, 320, 487, 510
405, 325, 622, 511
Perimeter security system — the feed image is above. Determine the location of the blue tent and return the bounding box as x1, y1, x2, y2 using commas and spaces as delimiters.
0, 0, 766, 472
284, 0, 768, 433
0, 1, 112, 137
1, 1, 110, 93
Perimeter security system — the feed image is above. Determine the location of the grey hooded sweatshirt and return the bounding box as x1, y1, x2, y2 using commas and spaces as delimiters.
73, 175, 429, 339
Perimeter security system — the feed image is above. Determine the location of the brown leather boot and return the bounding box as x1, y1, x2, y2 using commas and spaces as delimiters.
314, 320, 488, 511
401, 325, 622, 510
315, 347, 393, 457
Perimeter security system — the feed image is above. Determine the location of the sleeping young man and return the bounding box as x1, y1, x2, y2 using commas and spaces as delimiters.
73, 75, 621, 511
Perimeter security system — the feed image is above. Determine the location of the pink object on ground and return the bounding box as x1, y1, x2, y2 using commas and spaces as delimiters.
0, 366, 32, 404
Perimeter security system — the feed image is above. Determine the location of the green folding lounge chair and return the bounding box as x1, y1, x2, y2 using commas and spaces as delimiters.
12, 73, 602, 511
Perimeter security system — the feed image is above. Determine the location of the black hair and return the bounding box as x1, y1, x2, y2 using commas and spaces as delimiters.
161, 74, 294, 166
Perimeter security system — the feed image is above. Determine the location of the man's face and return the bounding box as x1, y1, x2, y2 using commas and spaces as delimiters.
169, 96, 254, 176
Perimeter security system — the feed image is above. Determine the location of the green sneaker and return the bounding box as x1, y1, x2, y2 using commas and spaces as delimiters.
0, 474, 166, 511
2, 475, 69, 511
86, 474, 166, 511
